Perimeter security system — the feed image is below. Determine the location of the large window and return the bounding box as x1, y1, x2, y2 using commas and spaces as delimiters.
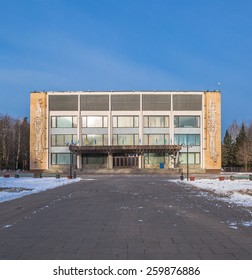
51, 153, 76, 165
174, 116, 200, 128
113, 134, 139, 145
144, 134, 169, 145
82, 116, 108, 128
51, 116, 77, 128
174, 134, 200, 146
180, 153, 200, 164
82, 134, 108, 145
51, 135, 77, 146
144, 116, 169, 127
144, 153, 170, 164
113, 116, 139, 128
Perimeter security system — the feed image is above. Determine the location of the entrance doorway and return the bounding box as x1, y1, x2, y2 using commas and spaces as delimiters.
113, 156, 138, 168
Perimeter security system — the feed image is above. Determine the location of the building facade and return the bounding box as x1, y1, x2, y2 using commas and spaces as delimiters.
30, 91, 221, 172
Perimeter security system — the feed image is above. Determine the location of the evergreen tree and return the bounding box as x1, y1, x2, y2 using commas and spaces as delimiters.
222, 130, 233, 166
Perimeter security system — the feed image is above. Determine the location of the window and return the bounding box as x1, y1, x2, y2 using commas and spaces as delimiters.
51, 116, 77, 128
179, 153, 200, 164
174, 116, 200, 128
82, 134, 108, 145
113, 134, 139, 145
144, 116, 169, 127
82, 116, 108, 128
144, 153, 171, 164
112, 116, 139, 127
174, 134, 200, 146
51, 135, 77, 146
51, 153, 76, 165
144, 134, 169, 145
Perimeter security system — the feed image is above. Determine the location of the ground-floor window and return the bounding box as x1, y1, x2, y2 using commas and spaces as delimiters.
144, 134, 169, 145
144, 153, 170, 164
112, 134, 139, 145
51, 153, 77, 165
179, 152, 200, 164
82, 154, 107, 165
82, 134, 108, 145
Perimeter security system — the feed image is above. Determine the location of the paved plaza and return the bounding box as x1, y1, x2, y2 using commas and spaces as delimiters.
0, 174, 252, 260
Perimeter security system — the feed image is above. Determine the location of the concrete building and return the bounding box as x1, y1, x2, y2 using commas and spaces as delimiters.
30, 90, 221, 172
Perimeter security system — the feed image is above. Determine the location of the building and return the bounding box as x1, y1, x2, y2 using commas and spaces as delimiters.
30, 90, 221, 172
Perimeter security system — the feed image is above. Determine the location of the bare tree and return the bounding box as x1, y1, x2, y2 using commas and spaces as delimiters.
228, 120, 240, 143
0, 114, 30, 170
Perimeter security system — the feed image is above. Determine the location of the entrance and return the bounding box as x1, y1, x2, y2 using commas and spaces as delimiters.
113, 156, 138, 168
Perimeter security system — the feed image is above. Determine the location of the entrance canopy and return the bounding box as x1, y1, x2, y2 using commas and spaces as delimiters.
69, 145, 181, 155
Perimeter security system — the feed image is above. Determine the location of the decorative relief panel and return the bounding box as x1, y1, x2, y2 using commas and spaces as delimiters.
34, 99, 44, 161
30, 92, 47, 170
207, 99, 218, 162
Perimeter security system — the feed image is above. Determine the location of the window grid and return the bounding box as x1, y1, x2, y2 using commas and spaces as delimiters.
112, 116, 139, 128
51, 116, 77, 128
112, 134, 139, 145
174, 116, 200, 128
51, 134, 77, 146
179, 152, 200, 164
143, 116, 169, 128
82, 134, 108, 146
82, 116, 108, 128
174, 134, 200, 146
51, 153, 77, 165
144, 134, 169, 145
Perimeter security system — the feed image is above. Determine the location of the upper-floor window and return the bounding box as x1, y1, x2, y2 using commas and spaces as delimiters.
144, 134, 169, 145
82, 116, 108, 128
82, 134, 108, 145
51, 116, 77, 128
174, 116, 200, 128
51, 134, 77, 146
113, 116, 139, 128
174, 134, 200, 146
144, 116, 169, 128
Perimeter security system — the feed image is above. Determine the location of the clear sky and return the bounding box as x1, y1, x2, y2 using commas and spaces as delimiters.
0, 0, 251, 133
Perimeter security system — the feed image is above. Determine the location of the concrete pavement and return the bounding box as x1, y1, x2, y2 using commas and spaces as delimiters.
0, 174, 252, 260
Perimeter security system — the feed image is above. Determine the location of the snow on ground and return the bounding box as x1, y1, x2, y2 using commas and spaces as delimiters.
0, 177, 81, 203
171, 178, 252, 208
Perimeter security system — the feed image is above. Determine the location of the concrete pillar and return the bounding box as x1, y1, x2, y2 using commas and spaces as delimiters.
77, 155, 82, 169
138, 154, 145, 169
107, 154, 113, 169
138, 155, 142, 169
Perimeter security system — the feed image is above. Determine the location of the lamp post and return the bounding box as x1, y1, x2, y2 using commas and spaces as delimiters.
66, 141, 77, 179
181, 137, 194, 181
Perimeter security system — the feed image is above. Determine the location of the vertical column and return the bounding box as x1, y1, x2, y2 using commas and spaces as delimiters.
170, 93, 174, 145
139, 93, 143, 145
107, 153, 113, 169
108, 93, 112, 145
77, 93, 81, 169
138, 155, 142, 169
138, 154, 145, 169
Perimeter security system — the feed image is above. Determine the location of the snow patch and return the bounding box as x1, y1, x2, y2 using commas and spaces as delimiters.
0, 177, 81, 203
171, 178, 252, 208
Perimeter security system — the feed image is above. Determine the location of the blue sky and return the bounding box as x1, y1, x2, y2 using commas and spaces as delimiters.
0, 0, 252, 133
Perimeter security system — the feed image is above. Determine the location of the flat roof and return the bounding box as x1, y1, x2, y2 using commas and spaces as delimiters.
31, 90, 220, 94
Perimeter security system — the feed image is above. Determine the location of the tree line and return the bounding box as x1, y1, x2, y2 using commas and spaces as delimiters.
222, 121, 252, 171
0, 112, 252, 172
0, 114, 30, 170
